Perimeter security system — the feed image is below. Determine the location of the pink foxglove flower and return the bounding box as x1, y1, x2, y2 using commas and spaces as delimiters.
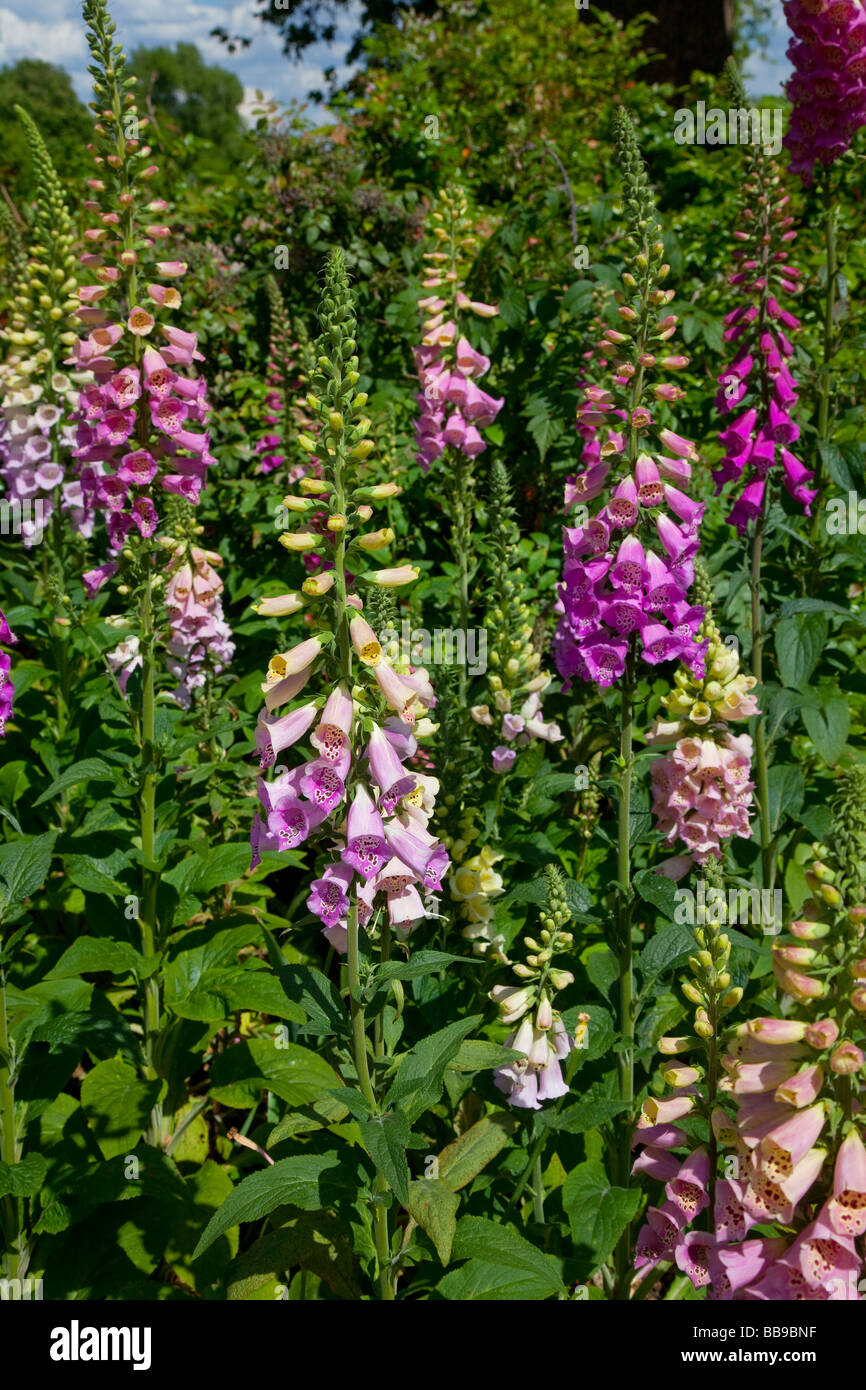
783, 0, 866, 185
0, 608, 17, 735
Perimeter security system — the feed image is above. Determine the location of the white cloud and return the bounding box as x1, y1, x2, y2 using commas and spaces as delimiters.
0, 0, 359, 110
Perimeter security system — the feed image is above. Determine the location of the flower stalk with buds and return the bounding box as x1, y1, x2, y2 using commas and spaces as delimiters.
252, 249, 451, 1300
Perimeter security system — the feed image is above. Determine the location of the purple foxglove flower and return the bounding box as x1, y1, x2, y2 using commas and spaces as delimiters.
608, 475, 638, 527
635, 454, 664, 506
727, 477, 765, 535
610, 534, 647, 591
299, 759, 346, 813
366, 723, 416, 814
307, 862, 354, 928
828, 1127, 866, 1237
674, 1231, 714, 1289
255, 702, 318, 769
267, 795, 328, 850
342, 784, 389, 880
387, 883, 425, 931
310, 683, 354, 763
665, 1148, 711, 1222
381, 815, 435, 881
492, 745, 516, 773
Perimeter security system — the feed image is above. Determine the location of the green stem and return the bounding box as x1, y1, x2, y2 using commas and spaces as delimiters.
139, 571, 161, 1143
809, 184, 838, 559
531, 1153, 545, 1224
0, 964, 20, 1279
346, 898, 393, 1300
614, 643, 636, 1299
750, 499, 773, 892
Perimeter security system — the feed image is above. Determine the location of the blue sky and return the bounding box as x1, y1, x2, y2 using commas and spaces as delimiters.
0, 0, 791, 121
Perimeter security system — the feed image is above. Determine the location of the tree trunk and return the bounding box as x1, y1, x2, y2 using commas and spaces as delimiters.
598, 0, 735, 87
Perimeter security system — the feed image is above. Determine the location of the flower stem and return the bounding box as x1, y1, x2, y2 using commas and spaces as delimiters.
346, 897, 394, 1300
0, 962, 21, 1279
445, 447, 474, 705
613, 642, 636, 1299
809, 183, 838, 558
531, 1153, 545, 1224
139, 568, 162, 1143
750, 496, 773, 891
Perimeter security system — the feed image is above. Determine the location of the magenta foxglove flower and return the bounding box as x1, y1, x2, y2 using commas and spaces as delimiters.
164, 547, 235, 708
0, 608, 17, 735
713, 145, 815, 530
783, 0, 866, 185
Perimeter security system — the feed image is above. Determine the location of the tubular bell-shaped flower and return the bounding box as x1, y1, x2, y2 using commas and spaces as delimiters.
490, 866, 581, 1110
647, 565, 758, 872
253, 250, 450, 949
0, 107, 82, 546
783, 0, 866, 186
72, 1, 218, 555
0, 609, 17, 736
554, 114, 707, 694
713, 64, 815, 530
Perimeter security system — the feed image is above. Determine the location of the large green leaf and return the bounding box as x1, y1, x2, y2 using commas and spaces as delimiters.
562, 1161, 641, 1268
0, 832, 56, 912
33, 759, 115, 807
386, 1016, 481, 1123
166, 966, 305, 1024
437, 1217, 565, 1300
775, 612, 827, 689
802, 692, 850, 766
193, 1154, 351, 1259
79, 1058, 165, 1159
225, 1214, 361, 1300
46, 938, 150, 981
0, 1152, 47, 1198
208, 1038, 344, 1116
437, 1114, 516, 1190
408, 1179, 459, 1265
358, 1108, 410, 1207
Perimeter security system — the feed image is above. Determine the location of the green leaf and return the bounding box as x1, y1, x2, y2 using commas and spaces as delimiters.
437, 1114, 516, 1191
0, 832, 56, 909
209, 1039, 344, 1115
633, 868, 679, 918
638, 923, 695, 985
447, 1040, 522, 1073
541, 1097, 630, 1133
275, 964, 347, 1038
167, 966, 305, 1024
562, 1161, 641, 1267
0, 1151, 47, 1198
583, 944, 618, 1003
774, 612, 828, 688
437, 1217, 565, 1300
408, 1179, 459, 1264
767, 764, 805, 835
79, 1057, 164, 1159
46, 938, 148, 980
764, 685, 821, 747
358, 1108, 410, 1207
776, 597, 865, 625
193, 1154, 351, 1259
372, 951, 474, 985
386, 1016, 481, 1122
802, 693, 850, 765
61, 854, 129, 899
225, 1215, 361, 1301
164, 842, 265, 895
33, 758, 115, 807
